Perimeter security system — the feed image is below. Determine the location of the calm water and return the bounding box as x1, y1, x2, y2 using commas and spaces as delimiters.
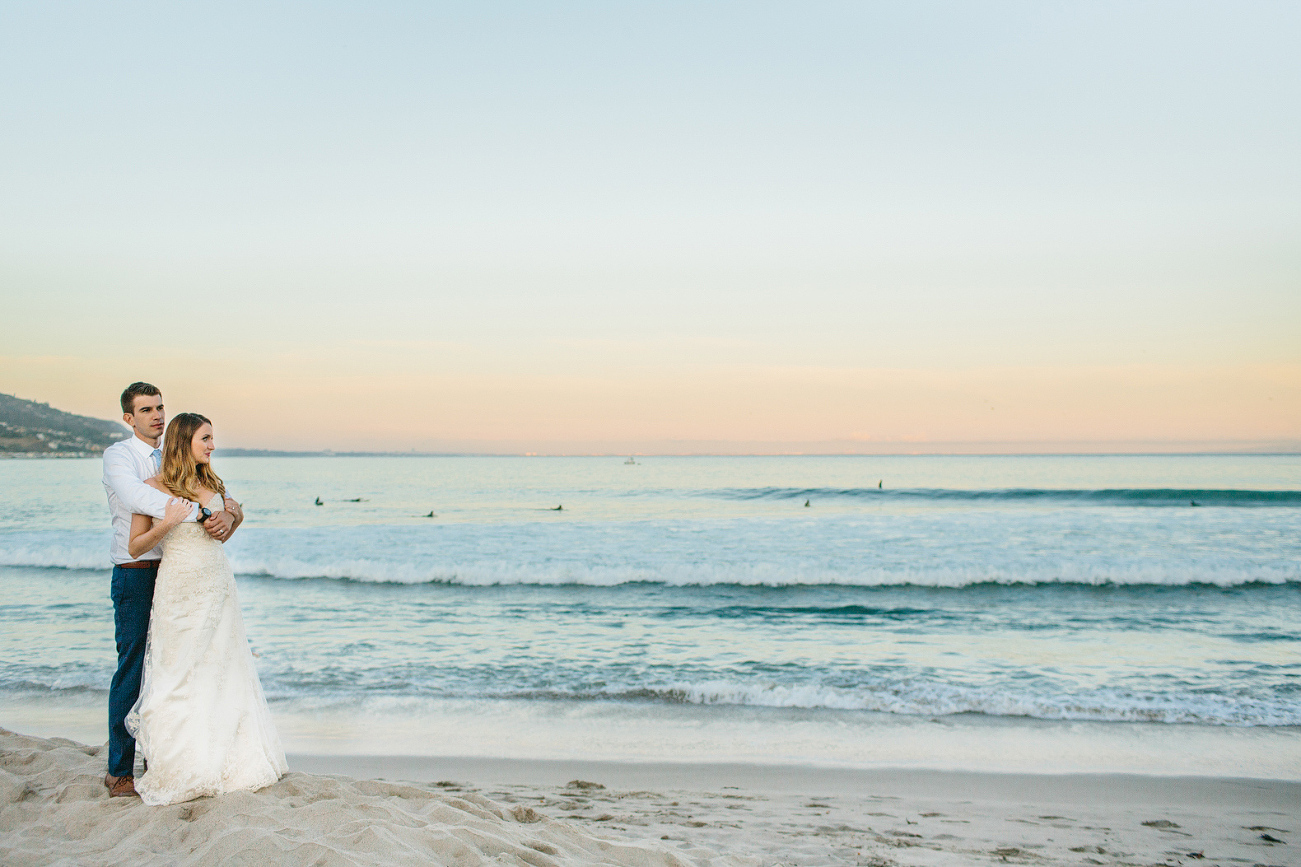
2, 455, 1298, 776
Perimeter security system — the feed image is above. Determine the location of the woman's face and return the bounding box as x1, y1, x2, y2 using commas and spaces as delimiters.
190, 423, 215, 465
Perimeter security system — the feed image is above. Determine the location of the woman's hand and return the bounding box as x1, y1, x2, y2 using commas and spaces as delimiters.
162, 497, 192, 528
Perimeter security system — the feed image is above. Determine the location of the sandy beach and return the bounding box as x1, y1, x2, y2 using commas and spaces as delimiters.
2, 728, 1295, 866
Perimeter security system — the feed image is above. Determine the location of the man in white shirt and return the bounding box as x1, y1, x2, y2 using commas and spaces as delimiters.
101, 381, 243, 797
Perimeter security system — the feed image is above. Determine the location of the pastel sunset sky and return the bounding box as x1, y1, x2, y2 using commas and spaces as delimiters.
3, 2, 1298, 453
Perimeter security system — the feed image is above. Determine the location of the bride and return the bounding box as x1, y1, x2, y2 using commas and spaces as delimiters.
124, 412, 287, 806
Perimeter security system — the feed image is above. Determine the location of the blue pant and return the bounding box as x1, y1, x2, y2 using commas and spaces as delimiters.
108, 563, 157, 777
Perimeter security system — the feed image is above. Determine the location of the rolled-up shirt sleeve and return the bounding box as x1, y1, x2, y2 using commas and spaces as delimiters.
102, 448, 199, 520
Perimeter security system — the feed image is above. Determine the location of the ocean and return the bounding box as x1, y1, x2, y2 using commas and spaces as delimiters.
2, 454, 1298, 778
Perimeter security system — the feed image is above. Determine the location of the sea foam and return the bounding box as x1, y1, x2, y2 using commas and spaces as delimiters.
2, 528, 1296, 588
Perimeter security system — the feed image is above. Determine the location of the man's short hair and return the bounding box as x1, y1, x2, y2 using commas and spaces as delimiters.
120, 382, 162, 415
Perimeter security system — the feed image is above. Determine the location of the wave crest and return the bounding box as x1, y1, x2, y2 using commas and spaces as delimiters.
2, 546, 1296, 588
713, 487, 1301, 506
648, 680, 1301, 726
5, 676, 1294, 727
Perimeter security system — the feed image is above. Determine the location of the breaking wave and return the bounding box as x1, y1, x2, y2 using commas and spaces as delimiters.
708, 487, 1301, 506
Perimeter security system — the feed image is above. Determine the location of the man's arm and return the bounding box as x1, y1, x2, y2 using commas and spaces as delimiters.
201, 495, 243, 542
225, 498, 243, 531
103, 447, 197, 520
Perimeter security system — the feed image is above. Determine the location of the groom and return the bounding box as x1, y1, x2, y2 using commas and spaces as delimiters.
101, 381, 243, 798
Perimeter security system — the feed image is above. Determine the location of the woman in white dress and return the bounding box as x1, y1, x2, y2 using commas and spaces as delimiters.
124, 412, 287, 806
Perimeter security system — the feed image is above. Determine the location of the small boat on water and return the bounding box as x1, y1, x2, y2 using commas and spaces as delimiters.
624, 457, 637, 465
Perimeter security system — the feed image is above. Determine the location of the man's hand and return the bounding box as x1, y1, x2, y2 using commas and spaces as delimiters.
203, 510, 235, 542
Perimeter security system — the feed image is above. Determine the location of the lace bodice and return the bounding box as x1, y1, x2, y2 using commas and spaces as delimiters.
157, 493, 229, 602
159, 492, 224, 547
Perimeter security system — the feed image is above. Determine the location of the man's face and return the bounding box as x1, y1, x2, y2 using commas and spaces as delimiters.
124, 395, 165, 445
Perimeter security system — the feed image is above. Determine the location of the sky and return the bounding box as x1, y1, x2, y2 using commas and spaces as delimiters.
2, 1, 1298, 453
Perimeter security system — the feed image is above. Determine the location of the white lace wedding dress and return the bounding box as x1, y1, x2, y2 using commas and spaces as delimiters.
125, 494, 287, 806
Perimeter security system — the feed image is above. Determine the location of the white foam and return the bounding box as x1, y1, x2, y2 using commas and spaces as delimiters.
2, 546, 1296, 588
656, 679, 1301, 726
0, 542, 109, 571
1, 526, 1296, 588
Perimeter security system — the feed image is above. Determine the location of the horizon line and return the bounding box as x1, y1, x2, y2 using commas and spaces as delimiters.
207, 448, 1301, 458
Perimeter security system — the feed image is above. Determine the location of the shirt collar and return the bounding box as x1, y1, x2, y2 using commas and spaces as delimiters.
127, 434, 161, 458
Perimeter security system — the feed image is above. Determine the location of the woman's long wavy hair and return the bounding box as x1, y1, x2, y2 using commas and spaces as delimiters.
159, 412, 226, 502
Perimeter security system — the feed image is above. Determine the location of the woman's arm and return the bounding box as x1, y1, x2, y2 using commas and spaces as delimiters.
128, 497, 194, 559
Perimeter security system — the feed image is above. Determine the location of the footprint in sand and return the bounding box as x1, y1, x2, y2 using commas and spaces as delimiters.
1142, 819, 1180, 829
1142, 819, 1192, 838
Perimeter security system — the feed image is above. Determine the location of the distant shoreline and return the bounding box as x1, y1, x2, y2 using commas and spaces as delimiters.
3, 449, 1298, 459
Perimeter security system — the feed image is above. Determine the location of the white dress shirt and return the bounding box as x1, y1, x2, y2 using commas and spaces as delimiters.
102, 434, 204, 564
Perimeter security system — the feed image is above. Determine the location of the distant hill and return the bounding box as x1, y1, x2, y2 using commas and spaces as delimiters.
0, 393, 128, 456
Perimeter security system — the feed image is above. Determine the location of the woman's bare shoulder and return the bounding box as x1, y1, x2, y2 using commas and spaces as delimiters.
144, 478, 168, 493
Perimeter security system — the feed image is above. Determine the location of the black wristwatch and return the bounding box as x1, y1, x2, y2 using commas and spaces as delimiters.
196, 506, 213, 523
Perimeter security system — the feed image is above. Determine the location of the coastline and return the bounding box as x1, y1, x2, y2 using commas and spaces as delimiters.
10, 687, 1299, 781
289, 752, 1301, 806
3, 728, 1295, 866
3, 450, 1300, 459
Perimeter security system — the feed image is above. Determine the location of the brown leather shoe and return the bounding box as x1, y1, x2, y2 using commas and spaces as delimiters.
104, 774, 138, 798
